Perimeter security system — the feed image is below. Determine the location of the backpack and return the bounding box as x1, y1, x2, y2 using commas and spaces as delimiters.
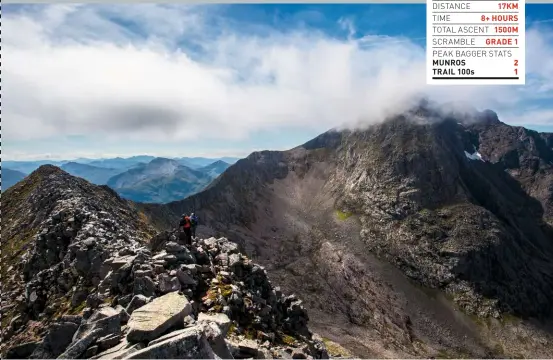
190, 215, 198, 226
183, 216, 191, 229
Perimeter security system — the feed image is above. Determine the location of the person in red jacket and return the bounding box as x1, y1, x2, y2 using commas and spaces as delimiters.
179, 214, 192, 245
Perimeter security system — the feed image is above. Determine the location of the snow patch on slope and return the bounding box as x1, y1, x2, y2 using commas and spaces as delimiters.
464, 150, 484, 161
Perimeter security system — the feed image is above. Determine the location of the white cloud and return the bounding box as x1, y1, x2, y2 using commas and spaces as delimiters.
526, 26, 553, 94
502, 108, 553, 126
4, 4, 553, 146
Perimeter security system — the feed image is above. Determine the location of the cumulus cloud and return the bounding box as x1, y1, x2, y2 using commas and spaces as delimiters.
4, 5, 553, 145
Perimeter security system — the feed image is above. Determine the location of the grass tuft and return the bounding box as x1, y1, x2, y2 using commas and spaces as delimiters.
70, 301, 87, 315
281, 334, 296, 346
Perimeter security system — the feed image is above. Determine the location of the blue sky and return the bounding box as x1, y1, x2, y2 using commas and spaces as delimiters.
4, 4, 553, 161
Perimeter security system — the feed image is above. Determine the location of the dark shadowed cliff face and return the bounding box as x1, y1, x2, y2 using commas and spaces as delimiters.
153, 107, 553, 358
334, 115, 553, 318
466, 121, 553, 224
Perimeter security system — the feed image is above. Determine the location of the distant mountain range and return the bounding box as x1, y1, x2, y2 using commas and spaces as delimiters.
86, 156, 156, 170
1, 168, 27, 190
3, 156, 240, 174
197, 160, 233, 178
60, 162, 123, 185
175, 157, 240, 169
3, 160, 71, 174
107, 158, 226, 203
2, 155, 238, 200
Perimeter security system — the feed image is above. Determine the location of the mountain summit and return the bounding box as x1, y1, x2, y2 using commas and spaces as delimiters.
198, 161, 231, 178
106, 158, 215, 203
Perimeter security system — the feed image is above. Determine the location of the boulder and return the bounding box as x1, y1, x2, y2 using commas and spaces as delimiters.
202, 238, 218, 247
202, 321, 234, 359
165, 242, 186, 253
115, 305, 130, 324
228, 254, 242, 268
71, 289, 88, 307
28, 321, 79, 358
197, 313, 232, 335
60, 315, 83, 325
124, 326, 216, 359
126, 291, 192, 343
158, 274, 181, 293
87, 307, 119, 323
147, 329, 191, 347
110, 256, 137, 271
119, 248, 136, 256
292, 349, 308, 359
96, 334, 123, 351
44, 321, 80, 356
85, 345, 100, 358
72, 307, 121, 343
90, 340, 143, 359
176, 269, 197, 286
133, 276, 156, 297
220, 241, 239, 254
5, 341, 40, 359
58, 327, 103, 359
125, 295, 148, 315
149, 232, 170, 253
87, 292, 103, 309
228, 338, 260, 358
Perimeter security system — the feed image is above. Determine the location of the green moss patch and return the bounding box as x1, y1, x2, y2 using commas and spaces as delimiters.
227, 322, 237, 337
280, 334, 296, 346
335, 210, 353, 221
322, 337, 352, 358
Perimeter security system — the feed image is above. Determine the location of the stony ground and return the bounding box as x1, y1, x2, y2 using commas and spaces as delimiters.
1, 166, 328, 359
3, 231, 329, 359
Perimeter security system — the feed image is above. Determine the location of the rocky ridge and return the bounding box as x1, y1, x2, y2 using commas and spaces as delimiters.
1, 166, 328, 359
1, 165, 156, 338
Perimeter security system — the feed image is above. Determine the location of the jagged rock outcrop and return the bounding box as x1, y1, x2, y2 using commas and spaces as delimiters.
1, 167, 328, 359
1, 166, 157, 351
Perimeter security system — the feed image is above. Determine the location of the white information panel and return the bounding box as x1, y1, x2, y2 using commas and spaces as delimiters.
427, 0, 525, 85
